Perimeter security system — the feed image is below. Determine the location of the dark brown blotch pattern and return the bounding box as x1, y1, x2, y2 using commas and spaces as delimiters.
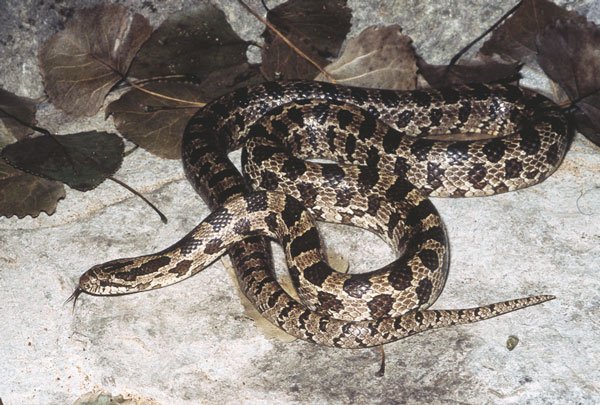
416, 278, 433, 305
417, 248, 439, 272
204, 238, 224, 255
335, 187, 355, 207
367, 294, 394, 318
169, 259, 193, 277
342, 277, 372, 298
302, 261, 332, 287
505, 158, 523, 179
115, 256, 171, 282
317, 291, 345, 314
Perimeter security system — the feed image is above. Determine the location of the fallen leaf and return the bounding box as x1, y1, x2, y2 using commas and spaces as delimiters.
0, 159, 65, 218
129, 4, 251, 80
39, 4, 152, 116
418, 58, 521, 88
316, 25, 418, 90
537, 19, 600, 100
261, 0, 351, 80
107, 81, 205, 159
537, 19, 600, 146
196, 63, 265, 101
0, 88, 38, 140
0, 131, 66, 218
1, 132, 124, 191
479, 0, 583, 64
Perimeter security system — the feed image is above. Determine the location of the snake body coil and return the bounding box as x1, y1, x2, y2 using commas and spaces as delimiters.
74, 81, 569, 348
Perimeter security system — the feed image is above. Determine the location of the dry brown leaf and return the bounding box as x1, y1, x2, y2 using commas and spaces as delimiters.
129, 4, 251, 80
0, 128, 66, 218
195, 63, 265, 102
0, 158, 65, 218
537, 19, 600, 146
261, 0, 351, 81
571, 96, 600, 146
1, 131, 124, 191
316, 25, 418, 90
39, 4, 152, 116
479, 0, 584, 64
107, 81, 205, 159
537, 19, 600, 101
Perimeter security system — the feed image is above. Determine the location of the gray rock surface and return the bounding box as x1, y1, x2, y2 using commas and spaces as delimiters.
1, 0, 599, 403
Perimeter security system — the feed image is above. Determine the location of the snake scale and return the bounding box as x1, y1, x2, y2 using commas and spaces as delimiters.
72, 81, 570, 348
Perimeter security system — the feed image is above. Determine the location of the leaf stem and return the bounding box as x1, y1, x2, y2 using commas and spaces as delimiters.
123, 145, 139, 157
127, 80, 206, 107
108, 176, 168, 223
90, 54, 206, 107
133, 74, 196, 84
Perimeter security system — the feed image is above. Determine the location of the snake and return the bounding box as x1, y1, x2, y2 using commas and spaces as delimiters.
71, 81, 570, 348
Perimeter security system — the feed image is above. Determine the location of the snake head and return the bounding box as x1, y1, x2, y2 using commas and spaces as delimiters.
75, 259, 134, 297
77, 267, 104, 293
66, 261, 137, 309
65, 265, 106, 309
73, 255, 169, 299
